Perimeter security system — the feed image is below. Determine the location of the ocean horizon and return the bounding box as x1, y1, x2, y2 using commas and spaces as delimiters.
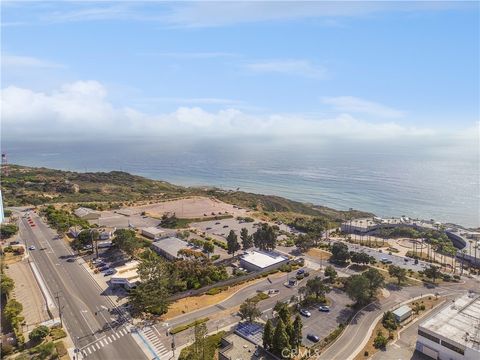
3, 137, 479, 228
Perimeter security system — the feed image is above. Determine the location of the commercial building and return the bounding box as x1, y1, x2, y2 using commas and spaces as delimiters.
74, 207, 101, 220
416, 293, 480, 360
392, 305, 412, 322
141, 227, 164, 240
239, 250, 289, 272
110, 261, 140, 289
151, 237, 189, 260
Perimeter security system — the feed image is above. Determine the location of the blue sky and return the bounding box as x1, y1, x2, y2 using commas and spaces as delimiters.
1, 1, 479, 141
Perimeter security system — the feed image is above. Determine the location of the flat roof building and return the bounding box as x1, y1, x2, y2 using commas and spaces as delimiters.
151, 237, 189, 260
141, 227, 164, 240
74, 207, 101, 220
110, 261, 139, 289
239, 250, 289, 272
393, 305, 412, 322
416, 293, 480, 360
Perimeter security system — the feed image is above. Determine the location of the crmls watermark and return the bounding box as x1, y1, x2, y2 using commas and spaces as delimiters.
282, 348, 322, 358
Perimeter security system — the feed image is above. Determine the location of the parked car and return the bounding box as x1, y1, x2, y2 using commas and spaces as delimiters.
414, 259, 419, 264
206, 227, 212, 230
319, 306, 330, 312
9, 241, 20, 245
306, 334, 320, 342
97, 265, 109, 271
223, 225, 229, 228
66, 258, 76, 263
299, 309, 311, 317
28, 245, 36, 250
104, 269, 115, 276
404, 258, 409, 262
95, 262, 106, 268
297, 269, 305, 275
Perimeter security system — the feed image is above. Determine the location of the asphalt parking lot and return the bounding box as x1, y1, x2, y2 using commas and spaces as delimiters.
300, 288, 353, 346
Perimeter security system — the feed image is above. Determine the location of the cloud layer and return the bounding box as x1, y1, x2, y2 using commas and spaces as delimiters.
1, 80, 476, 145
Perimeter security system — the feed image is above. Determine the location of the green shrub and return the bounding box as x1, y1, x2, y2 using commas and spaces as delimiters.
211, 254, 220, 261
50, 326, 67, 341
170, 318, 209, 334
1, 343, 14, 356
206, 286, 228, 295
29, 325, 50, 342
373, 330, 388, 349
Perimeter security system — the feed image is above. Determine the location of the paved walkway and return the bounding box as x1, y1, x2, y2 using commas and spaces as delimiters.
5, 259, 51, 333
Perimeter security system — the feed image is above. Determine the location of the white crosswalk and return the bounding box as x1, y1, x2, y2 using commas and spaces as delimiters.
80, 328, 130, 358
141, 326, 170, 359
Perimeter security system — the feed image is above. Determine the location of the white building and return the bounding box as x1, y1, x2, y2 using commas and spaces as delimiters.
110, 261, 139, 289
392, 305, 412, 322
141, 227, 164, 240
416, 293, 480, 360
74, 207, 101, 220
239, 250, 289, 272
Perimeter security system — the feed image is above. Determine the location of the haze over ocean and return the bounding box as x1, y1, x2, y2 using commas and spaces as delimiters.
4, 137, 478, 228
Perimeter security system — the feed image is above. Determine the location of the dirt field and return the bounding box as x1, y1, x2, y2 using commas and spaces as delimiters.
5, 260, 51, 332
117, 197, 246, 219
307, 248, 332, 260
162, 273, 284, 320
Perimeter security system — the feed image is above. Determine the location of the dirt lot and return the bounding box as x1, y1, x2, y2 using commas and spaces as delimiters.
120, 197, 246, 219
307, 248, 332, 260
5, 260, 51, 332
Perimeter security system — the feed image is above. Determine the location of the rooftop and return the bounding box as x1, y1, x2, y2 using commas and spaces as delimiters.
141, 227, 164, 235
393, 305, 412, 317
151, 237, 189, 258
241, 250, 288, 269
420, 293, 480, 351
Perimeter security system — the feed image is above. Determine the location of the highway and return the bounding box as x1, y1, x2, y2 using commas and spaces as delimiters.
16, 209, 148, 360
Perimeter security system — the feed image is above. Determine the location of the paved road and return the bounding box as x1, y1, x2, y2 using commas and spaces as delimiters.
16, 210, 149, 360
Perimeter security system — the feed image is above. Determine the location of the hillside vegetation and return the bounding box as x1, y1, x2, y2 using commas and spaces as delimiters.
1, 164, 372, 223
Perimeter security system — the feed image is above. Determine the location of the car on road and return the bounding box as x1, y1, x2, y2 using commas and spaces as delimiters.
28, 245, 36, 250
223, 225, 229, 228
306, 334, 320, 342
404, 258, 409, 262
381, 257, 393, 264
268, 289, 279, 295
318, 305, 330, 312
104, 269, 115, 276
215, 222, 221, 225
299, 309, 311, 317
206, 227, 212, 230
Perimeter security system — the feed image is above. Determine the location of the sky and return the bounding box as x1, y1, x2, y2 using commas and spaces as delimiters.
1, 1, 479, 144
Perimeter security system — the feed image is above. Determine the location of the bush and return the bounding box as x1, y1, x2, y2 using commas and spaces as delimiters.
0, 224, 19, 239
206, 286, 228, 295
30, 341, 56, 359
373, 330, 388, 349
55, 341, 68, 357
29, 325, 50, 342
211, 254, 220, 261
50, 326, 67, 341
364, 351, 369, 357
1, 343, 14, 356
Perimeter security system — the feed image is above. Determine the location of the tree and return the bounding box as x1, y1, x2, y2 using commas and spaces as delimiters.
363, 268, 385, 299
331, 242, 350, 264
291, 315, 303, 350
373, 330, 388, 349
253, 223, 277, 251
274, 301, 290, 326
0, 224, 18, 239
388, 265, 407, 285
294, 234, 315, 252
345, 274, 371, 305
324, 265, 337, 283
424, 265, 442, 283
382, 311, 398, 332
240, 228, 253, 250
128, 251, 170, 316
202, 241, 214, 258
1, 273, 14, 296
29, 325, 50, 342
350, 251, 374, 265
226, 230, 240, 257
239, 298, 261, 323
76, 229, 100, 256
272, 319, 290, 357
113, 229, 139, 257
191, 323, 207, 360
305, 276, 330, 300
263, 319, 274, 350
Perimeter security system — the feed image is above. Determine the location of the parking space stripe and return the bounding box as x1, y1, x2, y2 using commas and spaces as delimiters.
96, 343, 101, 350
88, 347, 92, 354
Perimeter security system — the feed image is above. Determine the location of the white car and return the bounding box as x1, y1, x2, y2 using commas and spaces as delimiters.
28, 245, 36, 250
300, 309, 311, 317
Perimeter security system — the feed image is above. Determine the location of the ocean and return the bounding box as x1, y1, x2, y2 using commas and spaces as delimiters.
3, 137, 479, 228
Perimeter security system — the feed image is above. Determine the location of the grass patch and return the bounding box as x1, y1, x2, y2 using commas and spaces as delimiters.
55, 341, 68, 358
49, 326, 67, 341
206, 286, 228, 296
249, 292, 269, 304
170, 317, 209, 334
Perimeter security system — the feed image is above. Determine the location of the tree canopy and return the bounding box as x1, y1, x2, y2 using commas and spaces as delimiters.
253, 223, 277, 251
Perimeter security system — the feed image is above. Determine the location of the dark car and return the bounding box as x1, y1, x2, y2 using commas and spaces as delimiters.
9, 241, 20, 245
66, 258, 76, 263
98, 265, 110, 271
307, 334, 320, 342
318, 305, 330, 312
297, 269, 305, 275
